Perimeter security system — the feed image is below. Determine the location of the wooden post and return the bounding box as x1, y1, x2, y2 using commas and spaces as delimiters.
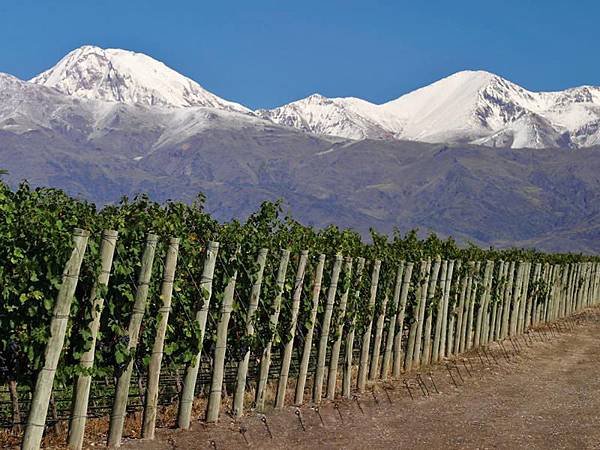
177, 241, 219, 428
447, 262, 461, 355
439, 260, 455, 359
453, 266, 468, 355
593, 263, 600, 305
413, 258, 435, 366
232, 248, 268, 418
509, 263, 525, 336
489, 261, 506, 342
369, 265, 396, 380
543, 263, 553, 321
553, 264, 563, 319
581, 263, 588, 309
580, 263, 587, 310
482, 261, 495, 345
142, 238, 179, 439
569, 263, 577, 315
571, 263, 578, 314
380, 263, 404, 380
107, 233, 158, 447
256, 250, 290, 411
312, 254, 343, 403
500, 262, 515, 339
342, 258, 366, 399
525, 263, 541, 330
448, 261, 462, 355
584, 263, 592, 308
474, 261, 493, 348
565, 264, 575, 316
391, 262, 414, 378
574, 263, 583, 313
559, 264, 569, 318
22, 229, 89, 450
566, 264, 574, 316
498, 262, 510, 340
326, 257, 353, 400
423, 259, 444, 364
405, 260, 429, 371
205, 265, 238, 423
431, 261, 448, 362
466, 262, 481, 350
356, 260, 381, 392
275, 251, 308, 408
550, 264, 559, 321
458, 269, 473, 353
417, 258, 439, 366
68, 230, 118, 450
294, 254, 326, 405
517, 263, 531, 333
593, 263, 597, 306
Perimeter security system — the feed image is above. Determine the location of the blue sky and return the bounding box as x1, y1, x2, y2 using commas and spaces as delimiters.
1, 0, 598, 109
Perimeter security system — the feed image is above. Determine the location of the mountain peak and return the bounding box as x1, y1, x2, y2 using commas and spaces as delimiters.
260, 70, 600, 148
30, 45, 250, 112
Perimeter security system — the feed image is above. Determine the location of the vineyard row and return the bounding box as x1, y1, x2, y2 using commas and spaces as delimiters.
12, 227, 600, 450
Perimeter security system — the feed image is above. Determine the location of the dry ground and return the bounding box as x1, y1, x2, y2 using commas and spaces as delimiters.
3, 311, 600, 449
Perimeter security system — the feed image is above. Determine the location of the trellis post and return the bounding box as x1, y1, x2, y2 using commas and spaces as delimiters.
68, 230, 118, 450
357, 260, 381, 391
108, 233, 158, 447
142, 238, 179, 439
22, 229, 89, 450
255, 250, 290, 411
312, 254, 343, 403
294, 254, 326, 405
275, 251, 308, 408
205, 264, 238, 423
177, 241, 219, 429
232, 248, 268, 418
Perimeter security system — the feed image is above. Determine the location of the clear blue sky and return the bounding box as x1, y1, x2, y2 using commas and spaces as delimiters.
1, 0, 598, 109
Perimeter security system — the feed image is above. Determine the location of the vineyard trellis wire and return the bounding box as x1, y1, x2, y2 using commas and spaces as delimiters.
0, 180, 599, 449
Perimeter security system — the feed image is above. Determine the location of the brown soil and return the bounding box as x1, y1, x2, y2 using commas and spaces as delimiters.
3, 311, 599, 449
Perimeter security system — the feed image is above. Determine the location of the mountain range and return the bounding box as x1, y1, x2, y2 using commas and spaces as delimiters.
1, 45, 599, 253
24, 45, 600, 149
258, 71, 600, 149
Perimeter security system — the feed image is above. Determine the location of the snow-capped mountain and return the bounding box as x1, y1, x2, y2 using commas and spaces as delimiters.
255, 94, 399, 140
0, 71, 269, 149
7, 46, 600, 148
31, 45, 250, 113
259, 71, 600, 149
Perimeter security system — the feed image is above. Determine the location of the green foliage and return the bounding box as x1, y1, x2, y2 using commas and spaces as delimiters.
0, 178, 597, 391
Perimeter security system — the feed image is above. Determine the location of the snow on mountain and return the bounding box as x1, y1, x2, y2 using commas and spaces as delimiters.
12, 45, 600, 149
30, 45, 250, 113
256, 94, 398, 140
0, 70, 277, 154
260, 70, 600, 149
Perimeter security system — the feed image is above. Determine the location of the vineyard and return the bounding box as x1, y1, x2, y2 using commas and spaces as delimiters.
1, 180, 599, 450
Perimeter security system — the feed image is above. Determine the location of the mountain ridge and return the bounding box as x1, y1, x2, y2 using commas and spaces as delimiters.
12, 46, 600, 149
261, 70, 600, 149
